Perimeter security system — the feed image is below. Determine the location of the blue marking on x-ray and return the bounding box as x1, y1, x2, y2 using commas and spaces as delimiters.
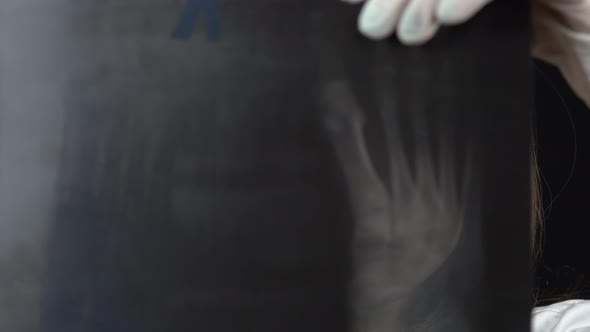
172, 0, 220, 41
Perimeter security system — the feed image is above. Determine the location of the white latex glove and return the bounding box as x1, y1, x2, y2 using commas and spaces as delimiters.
343, 0, 590, 107
533, 0, 590, 107
343, 0, 492, 44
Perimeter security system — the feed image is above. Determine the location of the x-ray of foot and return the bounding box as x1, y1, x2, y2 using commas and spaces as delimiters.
321, 81, 474, 331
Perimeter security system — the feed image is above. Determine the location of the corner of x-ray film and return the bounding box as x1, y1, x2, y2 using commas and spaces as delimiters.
321, 80, 479, 332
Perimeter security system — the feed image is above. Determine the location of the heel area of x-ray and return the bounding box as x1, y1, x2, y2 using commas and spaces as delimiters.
321, 80, 482, 332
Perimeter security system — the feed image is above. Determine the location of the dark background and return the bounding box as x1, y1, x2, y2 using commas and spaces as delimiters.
534, 60, 590, 304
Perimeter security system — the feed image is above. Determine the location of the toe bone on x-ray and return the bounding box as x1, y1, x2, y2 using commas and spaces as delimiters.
321, 81, 471, 316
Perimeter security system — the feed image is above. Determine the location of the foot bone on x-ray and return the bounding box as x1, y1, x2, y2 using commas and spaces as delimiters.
321, 81, 472, 317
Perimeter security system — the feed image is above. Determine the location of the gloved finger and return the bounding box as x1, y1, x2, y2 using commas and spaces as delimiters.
436, 0, 492, 25
533, 1, 590, 107
358, 0, 410, 40
537, 0, 590, 33
397, 0, 440, 45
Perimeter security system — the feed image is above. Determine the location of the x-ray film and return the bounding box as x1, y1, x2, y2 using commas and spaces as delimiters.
0, 0, 532, 331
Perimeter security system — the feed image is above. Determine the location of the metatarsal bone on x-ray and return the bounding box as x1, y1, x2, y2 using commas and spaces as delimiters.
321, 80, 470, 314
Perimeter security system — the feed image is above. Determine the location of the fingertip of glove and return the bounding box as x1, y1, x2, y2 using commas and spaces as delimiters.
357, 4, 397, 40
397, 26, 439, 46
436, 0, 467, 25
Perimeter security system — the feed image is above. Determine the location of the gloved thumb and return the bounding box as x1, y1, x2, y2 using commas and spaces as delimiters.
533, 1, 590, 107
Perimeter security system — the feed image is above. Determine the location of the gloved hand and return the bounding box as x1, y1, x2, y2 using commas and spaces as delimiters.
342, 0, 590, 107
533, 0, 590, 107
